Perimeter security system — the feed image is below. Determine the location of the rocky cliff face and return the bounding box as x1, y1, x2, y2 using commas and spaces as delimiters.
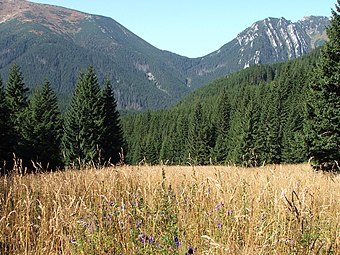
237, 16, 329, 63
192, 16, 329, 79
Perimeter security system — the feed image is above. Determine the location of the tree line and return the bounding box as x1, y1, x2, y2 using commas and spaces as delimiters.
0, 65, 124, 174
1, 1, 339, 173
122, 0, 340, 172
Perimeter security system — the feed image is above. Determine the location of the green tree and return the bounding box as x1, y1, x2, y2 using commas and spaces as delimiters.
304, 1, 340, 171
214, 90, 231, 163
62, 66, 104, 167
187, 102, 210, 165
0, 76, 14, 174
101, 79, 124, 164
227, 87, 259, 166
258, 85, 282, 164
22, 81, 63, 170
5, 64, 29, 163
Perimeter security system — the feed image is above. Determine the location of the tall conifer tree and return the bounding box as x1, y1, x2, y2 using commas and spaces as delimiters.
304, 1, 340, 171
63, 66, 103, 167
0, 77, 13, 174
101, 80, 124, 164
22, 81, 63, 170
5, 64, 29, 163
187, 102, 210, 165
214, 90, 231, 163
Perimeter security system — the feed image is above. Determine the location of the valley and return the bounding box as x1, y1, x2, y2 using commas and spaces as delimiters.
0, 0, 330, 110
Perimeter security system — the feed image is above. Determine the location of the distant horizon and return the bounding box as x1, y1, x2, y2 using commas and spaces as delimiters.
30, 0, 336, 57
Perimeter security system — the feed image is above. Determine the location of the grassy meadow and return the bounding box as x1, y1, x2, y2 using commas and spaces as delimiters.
0, 164, 339, 254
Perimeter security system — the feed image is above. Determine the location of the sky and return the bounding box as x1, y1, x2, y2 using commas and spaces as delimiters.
30, 0, 336, 58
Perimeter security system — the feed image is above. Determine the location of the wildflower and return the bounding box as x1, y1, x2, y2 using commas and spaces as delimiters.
215, 202, 224, 211
138, 234, 146, 244
174, 236, 181, 248
149, 235, 155, 245
186, 246, 194, 254
136, 220, 142, 227
217, 223, 222, 229
70, 238, 77, 244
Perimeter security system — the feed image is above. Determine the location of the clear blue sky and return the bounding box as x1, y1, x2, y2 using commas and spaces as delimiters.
31, 0, 336, 57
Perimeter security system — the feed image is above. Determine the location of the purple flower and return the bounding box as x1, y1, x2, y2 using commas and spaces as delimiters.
149, 235, 155, 245
215, 202, 225, 211
217, 223, 222, 229
174, 236, 181, 248
186, 246, 194, 254
136, 220, 142, 227
138, 234, 146, 243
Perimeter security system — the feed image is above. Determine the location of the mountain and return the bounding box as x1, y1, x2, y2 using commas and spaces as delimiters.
0, 0, 330, 110
0, 0, 195, 110
188, 16, 329, 83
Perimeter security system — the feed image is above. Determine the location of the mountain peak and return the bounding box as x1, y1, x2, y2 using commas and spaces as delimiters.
0, 0, 90, 33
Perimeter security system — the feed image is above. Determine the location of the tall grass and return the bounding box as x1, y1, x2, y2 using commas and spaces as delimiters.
1, 164, 339, 254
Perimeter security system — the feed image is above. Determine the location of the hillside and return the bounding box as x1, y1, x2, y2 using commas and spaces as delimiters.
0, 0, 194, 110
122, 49, 322, 165
0, 0, 330, 110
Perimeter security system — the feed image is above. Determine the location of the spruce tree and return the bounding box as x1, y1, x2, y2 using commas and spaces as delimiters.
5, 64, 29, 163
0, 77, 14, 174
304, 1, 340, 171
22, 81, 63, 170
214, 90, 231, 163
187, 102, 210, 165
101, 79, 124, 164
62, 66, 104, 167
227, 87, 259, 166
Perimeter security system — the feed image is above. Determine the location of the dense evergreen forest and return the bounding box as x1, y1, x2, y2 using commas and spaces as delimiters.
122, 56, 315, 166
0, 1, 339, 173
0, 65, 124, 174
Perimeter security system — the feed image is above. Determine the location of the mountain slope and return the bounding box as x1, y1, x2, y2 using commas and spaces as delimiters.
0, 0, 195, 110
188, 16, 329, 84
0, 0, 330, 110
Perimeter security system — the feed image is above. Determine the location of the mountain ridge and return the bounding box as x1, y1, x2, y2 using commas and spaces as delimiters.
0, 0, 330, 110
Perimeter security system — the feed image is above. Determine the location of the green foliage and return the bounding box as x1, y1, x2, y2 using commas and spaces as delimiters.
187, 102, 211, 165
21, 81, 63, 170
62, 67, 124, 168
5, 64, 29, 116
213, 90, 231, 163
62, 66, 104, 167
122, 49, 324, 167
0, 76, 14, 174
5, 64, 29, 164
101, 80, 124, 164
304, 1, 340, 172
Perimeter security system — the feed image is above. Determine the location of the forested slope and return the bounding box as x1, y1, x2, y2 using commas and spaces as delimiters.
122, 50, 321, 166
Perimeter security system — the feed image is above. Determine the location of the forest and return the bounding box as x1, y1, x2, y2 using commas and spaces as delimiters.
0, 2, 339, 173
0, 65, 124, 174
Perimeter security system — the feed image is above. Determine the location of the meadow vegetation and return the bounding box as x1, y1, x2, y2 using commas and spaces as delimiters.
1, 164, 339, 254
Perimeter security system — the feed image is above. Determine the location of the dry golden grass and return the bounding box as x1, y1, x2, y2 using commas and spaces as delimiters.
0, 164, 339, 254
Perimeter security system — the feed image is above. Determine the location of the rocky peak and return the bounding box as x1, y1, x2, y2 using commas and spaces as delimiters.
235, 16, 329, 66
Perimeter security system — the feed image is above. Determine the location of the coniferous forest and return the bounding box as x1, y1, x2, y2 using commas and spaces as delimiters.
0, 1, 339, 174
0, 65, 124, 174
